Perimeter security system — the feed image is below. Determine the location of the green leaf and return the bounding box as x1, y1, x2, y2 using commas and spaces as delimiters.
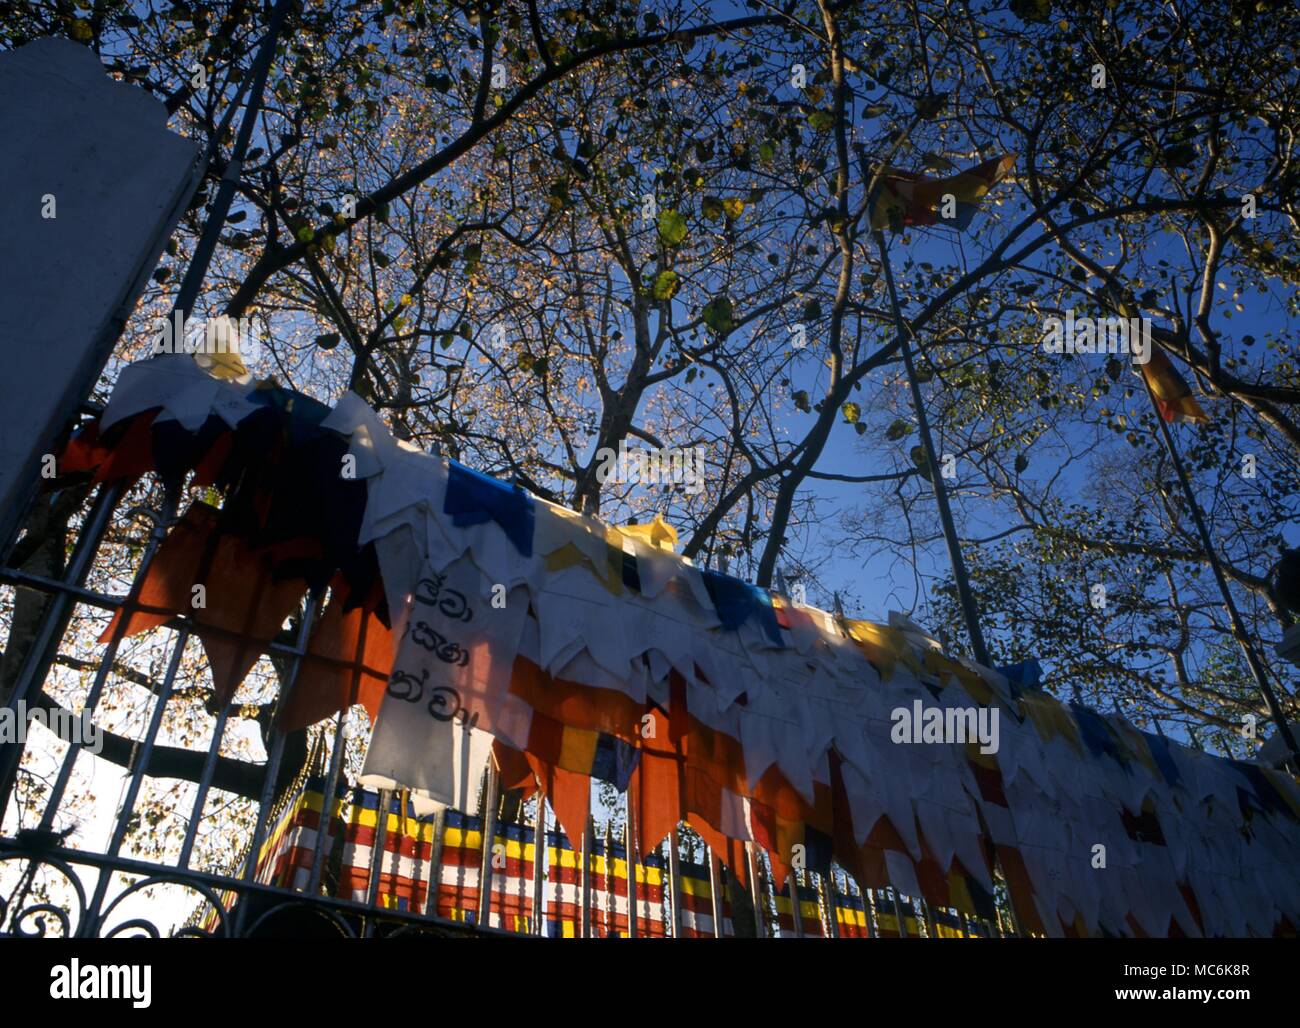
701, 196, 724, 221
652, 270, 681, 301
793, 389, 811, 413
701, 295, 734, 335
722, 198, 745, 220
658, 209, 688, 247
841, 402, 861, 424
372, 249, 391, 268
315, 332, 341, 350
802, 298, 823, 321
885, 418, 912, 441
1014, 453, 1029, 474
807, 110, 836, 132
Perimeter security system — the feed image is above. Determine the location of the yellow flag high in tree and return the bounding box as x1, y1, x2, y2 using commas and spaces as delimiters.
1140, 348, 1209, 424
868, 155, 1016, 232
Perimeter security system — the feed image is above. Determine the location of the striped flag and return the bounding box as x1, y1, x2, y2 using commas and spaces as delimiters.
932, 907, 968, 938
832, 886, 869, 938
874, 892, 921, 937
438, 809, 485, 923
774, 878, 824, 938
332, 788, 437, 911
252, 779, 437, 912
634, 849, 669, 938
546, 829, 582, 938
677, 860, 735, 938
486, 818, 537, 934
590, 833, 626, 937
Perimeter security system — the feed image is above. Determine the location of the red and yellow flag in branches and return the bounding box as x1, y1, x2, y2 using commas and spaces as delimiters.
1140, 348, 1209, 424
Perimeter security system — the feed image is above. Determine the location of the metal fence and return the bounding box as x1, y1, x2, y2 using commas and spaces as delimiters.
0, 453, 1011, 940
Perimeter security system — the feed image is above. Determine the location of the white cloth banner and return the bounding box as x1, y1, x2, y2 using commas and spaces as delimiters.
361, 552, 530, 810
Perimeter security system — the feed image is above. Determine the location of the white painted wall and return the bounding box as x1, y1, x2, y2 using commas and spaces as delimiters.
0, 37, 200, 545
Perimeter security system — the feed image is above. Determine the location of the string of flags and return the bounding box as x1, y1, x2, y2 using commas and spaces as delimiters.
197, 753, 964, 939
73, 354, 1300, 938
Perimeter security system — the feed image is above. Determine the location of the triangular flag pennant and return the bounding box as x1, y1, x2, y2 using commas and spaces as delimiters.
620, 513, 679, 552
869, 154, 1015, 232
1139, 348, 1209, 423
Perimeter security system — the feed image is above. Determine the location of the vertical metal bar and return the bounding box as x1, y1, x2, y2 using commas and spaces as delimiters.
37, 497, 180, 832
602, 820, 614, 937
476, 762, 500, 928
0, 482, 123, 813
306, 714, 348, 895
875, 230, 990, 667
84, 623, 191, 928
821, 872, 840, 938
746, 842, 765, 937
624, 810, 637, 939
580, 814, 593, 938
177, 700, 236, 868
892, 888, 909, 939
531, 798, 546, 935
365, 788, 392, 910
422, 807, 447, 918
172, 0, 295, 324
666, 827, 683, 938
230, 596, 319, 936
707, 846, 724, 938
787, 872, 805, 938
861, 882, 876, 939
921, 898, 938, 939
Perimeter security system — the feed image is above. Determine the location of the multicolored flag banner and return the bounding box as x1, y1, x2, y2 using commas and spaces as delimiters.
775, 878, 824, 938
832, 885, 870, 938
868, 155, 1016, 232
874, 892, 921, 938
677, 859, 735, 938
1139, 347, 1209, 423
546, 829, 581, 938
486, 818, 537, 933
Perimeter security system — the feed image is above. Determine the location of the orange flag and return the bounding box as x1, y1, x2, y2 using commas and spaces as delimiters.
1140, 348, 1208, 423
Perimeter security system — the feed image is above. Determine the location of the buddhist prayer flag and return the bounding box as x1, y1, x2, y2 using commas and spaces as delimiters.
589, 834, 628, 937
634, 849, 669, 937
677, 860, 735, 938
438, 809, 485, 923
874, 892, 921, 937
775, 878, 824, 938
249, 779, 438, 912
546, 829, 582, 938
361, 553, 527, 813
486, 819, 537, 934
833, 887, 869, 938
1139, 348, 1209, 423
932, 908, 968, 939
868, 155, 1015, 232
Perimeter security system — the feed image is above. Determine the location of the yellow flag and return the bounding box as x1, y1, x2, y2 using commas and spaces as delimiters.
620, 513, 678, 552
194, 349, 248, 381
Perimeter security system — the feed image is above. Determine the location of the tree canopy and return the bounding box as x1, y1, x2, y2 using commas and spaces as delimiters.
2, 0, 1299, 887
